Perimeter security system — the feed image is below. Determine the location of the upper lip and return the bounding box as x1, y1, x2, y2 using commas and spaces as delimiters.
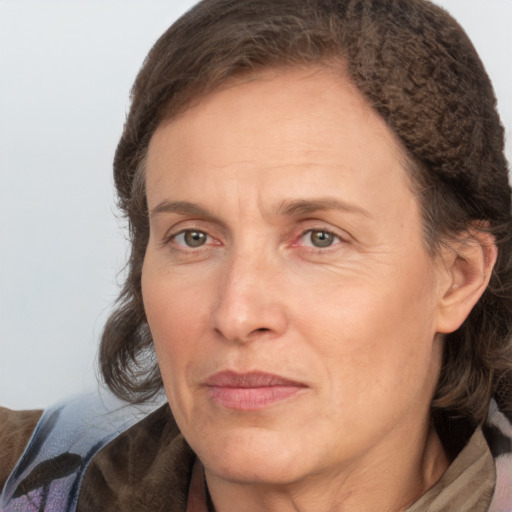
204, 370, 307, 388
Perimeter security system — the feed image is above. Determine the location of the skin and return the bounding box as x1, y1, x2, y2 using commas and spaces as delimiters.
141, 66, 484, 511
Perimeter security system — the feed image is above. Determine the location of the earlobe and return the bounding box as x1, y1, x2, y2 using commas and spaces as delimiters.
435, 230, 497, 334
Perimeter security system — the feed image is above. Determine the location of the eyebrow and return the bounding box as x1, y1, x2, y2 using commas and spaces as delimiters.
275, 198, 372, 218
149, 200, 217, 220
149, 198, 372, 221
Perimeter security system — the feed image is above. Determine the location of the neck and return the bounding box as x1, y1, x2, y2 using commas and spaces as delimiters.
205, 423, 449, 512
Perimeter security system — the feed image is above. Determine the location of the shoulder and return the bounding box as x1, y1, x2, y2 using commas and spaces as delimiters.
79, 403, 194, 511
485, 400, 512, 511
0, 407, 42, 493
0, 391, 177, 511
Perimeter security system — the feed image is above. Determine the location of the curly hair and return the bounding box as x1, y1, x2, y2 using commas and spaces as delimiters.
100, 0, 512, 425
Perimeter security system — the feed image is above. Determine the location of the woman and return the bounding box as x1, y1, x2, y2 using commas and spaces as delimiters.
2, 0, 512, 510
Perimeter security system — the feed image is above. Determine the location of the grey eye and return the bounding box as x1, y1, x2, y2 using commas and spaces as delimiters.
310, 230, 335, 247
183, 230, 207, 247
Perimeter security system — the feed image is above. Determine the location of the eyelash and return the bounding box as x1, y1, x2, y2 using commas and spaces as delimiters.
295, 228, 345, 250
164, 227, 346, 253
165, 229, 214, 249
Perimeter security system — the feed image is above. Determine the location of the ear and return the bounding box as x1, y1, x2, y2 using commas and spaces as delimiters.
435, 229, 497, 334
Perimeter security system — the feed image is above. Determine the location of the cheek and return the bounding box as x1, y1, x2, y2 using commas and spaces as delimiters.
141, 260, 203, 379
299, 258, 440, 406
142, 262, 212, 428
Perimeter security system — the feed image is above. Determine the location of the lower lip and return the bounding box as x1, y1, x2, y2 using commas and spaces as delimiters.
206, 385, 305, 410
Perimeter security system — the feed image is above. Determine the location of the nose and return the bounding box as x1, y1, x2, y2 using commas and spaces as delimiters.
211, 249, 289, 344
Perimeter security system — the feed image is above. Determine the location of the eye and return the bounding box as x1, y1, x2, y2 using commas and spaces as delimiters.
172, 230, 209, 248
300, 229, 341, 248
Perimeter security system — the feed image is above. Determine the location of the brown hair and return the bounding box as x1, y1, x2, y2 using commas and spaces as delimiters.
100, 0, 512, 425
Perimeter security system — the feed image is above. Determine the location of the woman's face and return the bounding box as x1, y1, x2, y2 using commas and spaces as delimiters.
142, 66, 447, 487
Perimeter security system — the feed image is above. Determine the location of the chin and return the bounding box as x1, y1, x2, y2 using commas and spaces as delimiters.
196, 428, 306, 485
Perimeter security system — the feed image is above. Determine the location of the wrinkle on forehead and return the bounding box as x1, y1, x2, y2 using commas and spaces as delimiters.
145, 65, 420, 238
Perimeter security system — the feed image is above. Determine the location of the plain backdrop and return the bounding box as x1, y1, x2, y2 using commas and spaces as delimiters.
1, 0, 511, 409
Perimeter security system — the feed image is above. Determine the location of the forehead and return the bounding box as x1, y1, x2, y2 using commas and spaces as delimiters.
146, 65, 412, 209
145, 64, 428, 268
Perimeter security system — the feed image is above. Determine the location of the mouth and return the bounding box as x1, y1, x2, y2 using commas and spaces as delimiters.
203, 370, 308, 411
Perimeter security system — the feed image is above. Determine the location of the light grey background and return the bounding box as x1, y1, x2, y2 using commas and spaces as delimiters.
1, 0, 511, 409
